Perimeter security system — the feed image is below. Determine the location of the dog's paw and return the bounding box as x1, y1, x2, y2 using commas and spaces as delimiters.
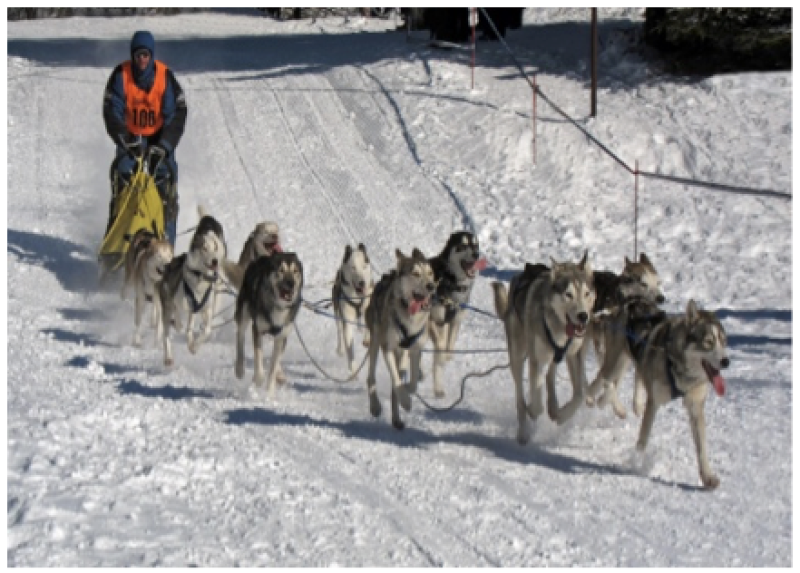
434, 388, 446, 399
336, 345, 345, 357
164, 357, 174, 368
396, 386, 412, 412
516, 425, 531, 445
612, 401, 627, 420
392, 416, 406, 431
585, 395, 596, 407
234, 361, 244, 380
276, 370, 287, 385
369, 397, 382, 418
633, 399, 646, 418
701, 474, 720, 490
362, 338, 371, 348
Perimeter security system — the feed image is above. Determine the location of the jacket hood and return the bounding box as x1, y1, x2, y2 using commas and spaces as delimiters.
130, 30, 155, 59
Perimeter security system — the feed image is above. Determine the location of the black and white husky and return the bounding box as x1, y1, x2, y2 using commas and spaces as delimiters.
234, 252, 304, 398
332, 243, 373, 374
364, 248, 437, 429
159, 208, 226, 366
427, 231, 486, 397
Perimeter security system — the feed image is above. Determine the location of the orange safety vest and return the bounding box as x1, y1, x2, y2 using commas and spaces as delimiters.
122, 60, 168, 137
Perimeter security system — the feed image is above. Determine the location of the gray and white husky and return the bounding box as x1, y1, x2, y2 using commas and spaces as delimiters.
234, 252, 304, 398
427, 231, 486, 397
159, 209, 226, 366
364, 248, 437, 429
332, 243, 373, 374
492, 253, 596, 443
223, 220, 282, 292
121, 228, 174, 347
591, 298, 729, 489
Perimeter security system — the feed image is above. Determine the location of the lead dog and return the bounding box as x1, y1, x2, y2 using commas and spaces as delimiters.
332, 243, 373, 374
492, 253, 596, 443
364, 248, 437, 429
427, 231, 486, 397
223, 220, 282, 292
234, 252, 303, 398
159, 208, 226, 366
592, 298, 729, 489
121, 228, 174, 347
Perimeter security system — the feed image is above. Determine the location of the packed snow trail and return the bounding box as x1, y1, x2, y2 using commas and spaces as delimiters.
7, 11, 791, 567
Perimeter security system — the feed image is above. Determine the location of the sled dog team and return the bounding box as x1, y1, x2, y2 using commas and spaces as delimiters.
120, 206, 730, 490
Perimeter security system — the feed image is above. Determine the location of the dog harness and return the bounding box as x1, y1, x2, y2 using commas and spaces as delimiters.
544, 316, 572, 364
183, 269, 217, 313
665, 357, 685, 400
657, 324, 684, 400
337, 272, 368, 319
394, 307, 426, 350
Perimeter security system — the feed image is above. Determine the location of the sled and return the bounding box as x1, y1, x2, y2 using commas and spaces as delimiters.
97, 146, 175, 283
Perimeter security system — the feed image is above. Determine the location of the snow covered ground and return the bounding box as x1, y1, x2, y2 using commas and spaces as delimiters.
6, 8, 792, 566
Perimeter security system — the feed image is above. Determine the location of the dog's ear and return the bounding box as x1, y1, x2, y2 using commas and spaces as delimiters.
412, 247, 426, 261
578, 250, 591, 275
639, 252, 654, 270
357, 242, 367, 253
395, 248, 407, 267
343, 244, 353, 263
624, 256, 633, 268
686, 299, 700, 321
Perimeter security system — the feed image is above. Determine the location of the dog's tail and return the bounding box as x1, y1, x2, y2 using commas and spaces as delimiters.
197, 204, 209, 220
491, 281, 509, 319
222, 258, 244, 293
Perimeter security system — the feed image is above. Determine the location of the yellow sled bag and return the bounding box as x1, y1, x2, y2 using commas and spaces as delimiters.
98, 157, 165, 272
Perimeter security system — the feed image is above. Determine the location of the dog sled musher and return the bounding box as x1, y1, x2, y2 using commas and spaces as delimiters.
97, 135, 177, 284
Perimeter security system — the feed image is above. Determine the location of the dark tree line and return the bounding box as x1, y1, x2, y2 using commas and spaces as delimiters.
644, 8, 791, 73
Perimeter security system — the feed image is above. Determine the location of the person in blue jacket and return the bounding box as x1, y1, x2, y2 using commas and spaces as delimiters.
103, 30, 187, 246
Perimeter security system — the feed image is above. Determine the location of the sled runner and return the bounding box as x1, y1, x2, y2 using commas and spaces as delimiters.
97, 144, 176, 284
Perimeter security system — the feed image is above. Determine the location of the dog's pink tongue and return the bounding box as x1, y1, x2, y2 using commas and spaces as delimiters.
409, 298, 425, 315
566, 323, 576, 338
273, 243, 283, 253
473, 257, 488, 272
712, 373, 726, 397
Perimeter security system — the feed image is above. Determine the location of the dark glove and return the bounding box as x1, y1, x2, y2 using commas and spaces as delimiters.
118, 133, 142, 151
148, 143, 167, 161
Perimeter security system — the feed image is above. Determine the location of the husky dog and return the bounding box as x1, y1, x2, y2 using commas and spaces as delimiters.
594, 299, 729, 489
121, 228, 174, 347
332, 243, 373, 374
364, 248, 437, 429
590, 253, 665, 363
492, 253, 596, 443
223, 220, 282, 292
234, 252, 303, 397
427, 231, 486, 397
121, 228, 157, 301
159, 209, 226, 366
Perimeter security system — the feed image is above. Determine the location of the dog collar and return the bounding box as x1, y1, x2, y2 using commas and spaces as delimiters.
544, 316, 572, 364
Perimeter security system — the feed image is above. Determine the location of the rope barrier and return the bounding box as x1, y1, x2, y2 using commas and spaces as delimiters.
477, 8, 791, 202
